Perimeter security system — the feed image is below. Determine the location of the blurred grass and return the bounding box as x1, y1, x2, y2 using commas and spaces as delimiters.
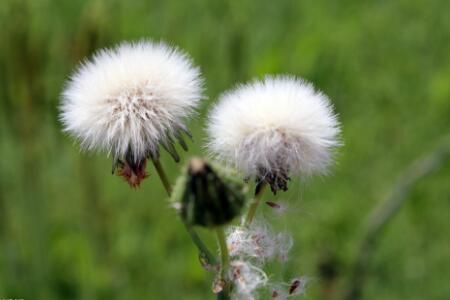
0, 0, 449, 299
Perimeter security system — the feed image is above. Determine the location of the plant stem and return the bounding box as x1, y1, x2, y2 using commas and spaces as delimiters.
244, 181, 268, 227
184, 222, 217, 265
151, 157, 173, 195
150, 157, 216, 266
216, 226, 230, 300
216, 227, 229, 278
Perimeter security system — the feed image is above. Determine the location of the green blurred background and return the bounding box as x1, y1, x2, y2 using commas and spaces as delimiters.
0, 0, 449, 299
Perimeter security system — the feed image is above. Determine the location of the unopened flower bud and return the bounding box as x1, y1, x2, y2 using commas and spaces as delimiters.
172, 157, 247, 227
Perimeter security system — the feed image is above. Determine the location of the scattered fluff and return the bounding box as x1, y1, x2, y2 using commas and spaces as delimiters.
206, 76, 340, 192
227, 220, 293, 264
60, 40, 203, 162
229, 260, 268, 300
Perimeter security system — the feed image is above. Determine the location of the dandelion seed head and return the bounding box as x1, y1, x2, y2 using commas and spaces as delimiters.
60, 40, 203, 162
207, 76, 340, 193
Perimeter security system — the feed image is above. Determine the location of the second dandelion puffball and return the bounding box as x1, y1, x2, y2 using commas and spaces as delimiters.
206, 76, 341, 193
60, 40, 203, 186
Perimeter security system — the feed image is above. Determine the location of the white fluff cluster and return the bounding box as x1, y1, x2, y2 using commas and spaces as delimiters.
207, 76, 340, 192
224, 218, 308, 300
60, 40, 203, 161
227, 221, 293, 264
229, 260, 268, 300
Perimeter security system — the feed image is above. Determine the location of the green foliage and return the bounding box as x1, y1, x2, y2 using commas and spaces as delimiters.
0, 0, 449, 299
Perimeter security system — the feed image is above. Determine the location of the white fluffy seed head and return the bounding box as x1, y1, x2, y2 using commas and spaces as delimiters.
60, 40, 203, 161
206, 76, 340, 191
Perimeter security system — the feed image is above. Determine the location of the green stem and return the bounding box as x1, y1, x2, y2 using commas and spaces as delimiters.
216, 227, 230, 300
150, 157, 216, 266
216, 227, 229, 278
244, 182, 268, 227
151, 157, 173, 195
184, 222, 217, 265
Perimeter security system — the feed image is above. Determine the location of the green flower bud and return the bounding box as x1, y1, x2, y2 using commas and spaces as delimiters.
172, 157, 247, 227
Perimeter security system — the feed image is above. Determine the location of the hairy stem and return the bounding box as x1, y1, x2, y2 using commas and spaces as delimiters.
244, 181, 268, 227
216, 226, 230, 300
150, 157, 217, 265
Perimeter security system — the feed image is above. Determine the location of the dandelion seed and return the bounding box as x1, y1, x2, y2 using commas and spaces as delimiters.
60, 40, 203, 186
270, 284, 288, 300
289, 279, 301, 295
288, 277, 309, 296
269, 277, 309, 299
266, 201, 281, 209
265, 201, 288, 215
272, 289, 280, 299
206, 76, 341, 193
